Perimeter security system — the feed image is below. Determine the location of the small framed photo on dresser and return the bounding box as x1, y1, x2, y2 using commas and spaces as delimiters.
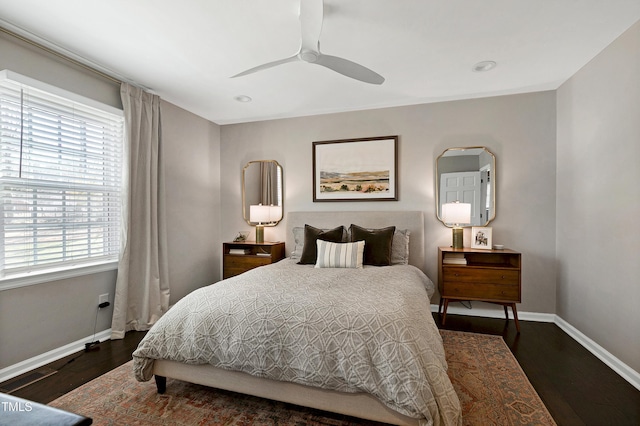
471, 227, 492, 250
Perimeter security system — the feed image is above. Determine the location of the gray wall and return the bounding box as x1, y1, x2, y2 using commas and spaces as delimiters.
0, 32, 221, 369
556, 20, 640, 373
162, 101, 221, 304
220, 92, 558, 315
0, 32, 121, 109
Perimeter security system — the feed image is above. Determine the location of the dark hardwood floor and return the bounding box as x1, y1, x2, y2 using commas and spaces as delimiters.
438, 313, 640, 426
2, 331, 147, 403
2, 314, 639, 425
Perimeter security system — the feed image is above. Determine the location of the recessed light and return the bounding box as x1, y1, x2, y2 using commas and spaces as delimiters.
234, 95, 252, 103
472, 61, 497, 72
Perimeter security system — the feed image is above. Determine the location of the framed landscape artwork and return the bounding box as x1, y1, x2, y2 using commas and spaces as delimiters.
312, 136, 398, 202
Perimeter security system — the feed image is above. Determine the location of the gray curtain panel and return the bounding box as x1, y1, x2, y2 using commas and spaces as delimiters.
260, 161, 277, 205
111, 83, 170, 339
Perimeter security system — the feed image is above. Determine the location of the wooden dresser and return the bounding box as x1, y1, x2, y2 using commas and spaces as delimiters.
223, 241, 285, 279
437, 246, 522, 332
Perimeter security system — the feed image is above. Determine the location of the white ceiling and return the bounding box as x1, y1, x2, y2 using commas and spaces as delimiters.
1, 1, 639, 125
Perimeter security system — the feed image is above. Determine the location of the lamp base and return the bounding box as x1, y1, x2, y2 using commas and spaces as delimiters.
255, 225, 264, 243
452, 227, 463, 249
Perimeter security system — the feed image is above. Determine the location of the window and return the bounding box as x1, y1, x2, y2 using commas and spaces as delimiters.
0, 70, 124, 285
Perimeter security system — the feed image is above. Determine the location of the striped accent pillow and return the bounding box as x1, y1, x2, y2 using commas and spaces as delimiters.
315, 240, 365, 269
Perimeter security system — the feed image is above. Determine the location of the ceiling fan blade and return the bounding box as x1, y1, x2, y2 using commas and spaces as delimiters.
314, 54, 385, 85
232, 0, 385, 85
231, 54, 299, 78
299, 0, 323, 52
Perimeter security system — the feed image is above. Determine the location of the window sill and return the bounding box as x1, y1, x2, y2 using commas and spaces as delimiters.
0, 261, 119, 292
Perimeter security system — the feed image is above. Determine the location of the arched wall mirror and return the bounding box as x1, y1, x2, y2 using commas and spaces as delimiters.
242, 160, 283, 226
435, 147, 496, 227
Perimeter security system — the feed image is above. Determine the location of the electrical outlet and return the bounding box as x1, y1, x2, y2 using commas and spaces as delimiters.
98, 293, 109, 306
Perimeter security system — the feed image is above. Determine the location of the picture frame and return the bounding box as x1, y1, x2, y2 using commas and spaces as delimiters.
471, 226, 493, 250
312, 136, 398, 202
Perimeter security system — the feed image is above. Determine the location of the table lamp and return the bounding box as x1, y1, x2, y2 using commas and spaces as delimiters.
442, 201, 471, 249
250, 204, 282, 243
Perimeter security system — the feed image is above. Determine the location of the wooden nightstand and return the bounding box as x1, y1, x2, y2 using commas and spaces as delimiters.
437, 246, 522, 332
223, 241, 285, 279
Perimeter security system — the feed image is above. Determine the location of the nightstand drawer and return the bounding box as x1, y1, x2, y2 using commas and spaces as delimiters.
224, 255, 272, 269
442, 281, 520, 301
223, 256, 271, 279
443, 267, 519, 284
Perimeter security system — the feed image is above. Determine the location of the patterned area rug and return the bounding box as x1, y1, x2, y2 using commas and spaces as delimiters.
440, 331, 556, 426
49, 330, 555, 425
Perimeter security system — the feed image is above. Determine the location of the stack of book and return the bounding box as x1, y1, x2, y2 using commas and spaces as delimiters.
229, 248, 251, 255
443, 252, 467, 265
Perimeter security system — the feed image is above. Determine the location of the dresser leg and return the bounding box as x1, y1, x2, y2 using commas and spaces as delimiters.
441, 299, 449, 325
503, 305, 508, 320
511, 303, 521, 333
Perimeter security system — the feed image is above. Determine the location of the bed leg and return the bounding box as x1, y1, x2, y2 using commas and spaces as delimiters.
155, 375, 167, 394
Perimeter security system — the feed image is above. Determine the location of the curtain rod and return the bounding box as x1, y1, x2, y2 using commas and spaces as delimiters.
1, 25, 122, 85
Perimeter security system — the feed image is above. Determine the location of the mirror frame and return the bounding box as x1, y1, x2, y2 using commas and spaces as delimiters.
435, 146, 496, 227
242, 160, 283, 226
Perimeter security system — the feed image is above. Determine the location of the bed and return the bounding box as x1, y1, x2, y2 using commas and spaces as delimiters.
132, 211, 461, 426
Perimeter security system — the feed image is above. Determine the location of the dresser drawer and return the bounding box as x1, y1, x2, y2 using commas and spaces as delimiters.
443, 267, 519, 284
442, 281, 520, 302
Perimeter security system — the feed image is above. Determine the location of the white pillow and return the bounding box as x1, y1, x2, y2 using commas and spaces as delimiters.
315, 240, 365, 269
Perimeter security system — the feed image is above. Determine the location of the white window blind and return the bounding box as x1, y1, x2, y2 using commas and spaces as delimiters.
0, 70, 124, 278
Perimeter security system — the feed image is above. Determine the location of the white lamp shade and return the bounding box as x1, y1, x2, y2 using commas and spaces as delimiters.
442, 202, 471, 225
269, 205, 282, 222
250, 205, 270, 223
250, 204, 282, 223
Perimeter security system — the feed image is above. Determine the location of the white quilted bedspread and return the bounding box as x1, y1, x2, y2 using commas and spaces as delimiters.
132, 259, 461, 426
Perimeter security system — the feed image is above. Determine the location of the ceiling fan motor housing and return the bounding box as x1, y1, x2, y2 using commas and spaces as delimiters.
299, 50, 319, 63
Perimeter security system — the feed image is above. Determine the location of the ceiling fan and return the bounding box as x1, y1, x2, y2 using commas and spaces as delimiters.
231, 0, 385, 85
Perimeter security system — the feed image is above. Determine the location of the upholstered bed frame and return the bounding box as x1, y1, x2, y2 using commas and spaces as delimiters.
152, 211, 426, 425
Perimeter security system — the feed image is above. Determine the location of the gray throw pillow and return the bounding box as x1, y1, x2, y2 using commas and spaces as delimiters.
390, 229, 410, 265
290, 227, 305, 260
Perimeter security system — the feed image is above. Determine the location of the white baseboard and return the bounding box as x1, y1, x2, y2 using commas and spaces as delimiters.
0, 329, 112, 384
429, 303, 556, 323
554, 316, 640, 392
